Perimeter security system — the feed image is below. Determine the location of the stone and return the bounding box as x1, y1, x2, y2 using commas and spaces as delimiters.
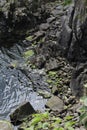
51, 10, 63, 17
0, 120, 13, 130
52, 86, 58, 95
45, 96, 64, 112
79, 126, 85, 130
58, 17, 72, 54
47, 17, 56, 23
34, 31, 45, 41
58, 5, 74, 56
56, 31, 60, 38
70, 63, 87, 97
10, 101, 36, 125
55, 5, 63, 10
39, 23, 50, 31
46, 58, 59, 71
38, 90, 51, 98
35, 55, 46, 69
75, 127, 80, 130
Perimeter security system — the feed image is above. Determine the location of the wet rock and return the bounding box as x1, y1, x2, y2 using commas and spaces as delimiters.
0, 120, 13, 130
39, 23, 50, 31
10, 102, 36, 125
0, 77, 6, 93
45, 96, 64, 112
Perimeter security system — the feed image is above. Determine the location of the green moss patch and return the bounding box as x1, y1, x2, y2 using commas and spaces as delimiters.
23, 50, 34, 59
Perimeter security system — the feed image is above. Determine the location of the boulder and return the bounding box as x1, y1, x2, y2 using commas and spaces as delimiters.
59, 1, 87, 63
0, 120, 13, 130
47, 16, 56, 23
58, 4, 74, 56
70, 63, 87, 97
46, 58, 59, 71
39, 23, 50, 31
45, 96, 64, 112
10, 101, 36, 125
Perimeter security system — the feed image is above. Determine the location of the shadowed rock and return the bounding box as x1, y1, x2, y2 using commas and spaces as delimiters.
10, 102, 36, 125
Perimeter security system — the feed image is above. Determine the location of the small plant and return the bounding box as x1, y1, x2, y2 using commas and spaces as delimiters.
23, 50, 34, 59
63, 0, 72, 6
80, 96, 87, 129
19, 112, 75, 130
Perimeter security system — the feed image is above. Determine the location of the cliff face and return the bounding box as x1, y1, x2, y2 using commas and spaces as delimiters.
58, 0, 87, 97
59, 0, 87, 63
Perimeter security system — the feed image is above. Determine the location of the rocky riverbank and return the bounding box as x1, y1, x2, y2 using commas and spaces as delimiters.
0, 0, 86, 130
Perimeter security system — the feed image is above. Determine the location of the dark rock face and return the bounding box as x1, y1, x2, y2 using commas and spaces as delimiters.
58, 4, 74, 57
58, 1, 87, 97
0, 0, 49, 43
59, 1, 87, 63
70, 64, 87, 97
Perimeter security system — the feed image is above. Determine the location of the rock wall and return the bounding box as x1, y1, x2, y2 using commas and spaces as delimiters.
59, 0, 87, 97
59, 0, 87, 64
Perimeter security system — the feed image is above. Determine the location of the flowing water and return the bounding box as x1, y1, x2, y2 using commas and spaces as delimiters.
0, 41, 48, 120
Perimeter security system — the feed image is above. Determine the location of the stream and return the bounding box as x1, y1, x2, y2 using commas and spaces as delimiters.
0, 41, 49, 120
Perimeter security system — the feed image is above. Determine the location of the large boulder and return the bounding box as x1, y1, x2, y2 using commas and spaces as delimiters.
45, 96, 64, 112
10, 101, 36, 125
70, 63, 87, 97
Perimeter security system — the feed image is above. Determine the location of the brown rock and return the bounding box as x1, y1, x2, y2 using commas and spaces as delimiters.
45, 96, 64, 112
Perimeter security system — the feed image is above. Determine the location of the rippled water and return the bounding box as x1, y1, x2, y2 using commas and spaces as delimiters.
0, 42, 48, 120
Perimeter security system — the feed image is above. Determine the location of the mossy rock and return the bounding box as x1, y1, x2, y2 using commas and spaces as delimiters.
24, 50, 34, 58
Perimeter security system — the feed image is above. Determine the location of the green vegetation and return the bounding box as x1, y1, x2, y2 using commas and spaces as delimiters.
46, 70, 62, 93
23, 50, 34, 59
80, 96, 87, 129
63, 0, 72, 6
26, 36, 33, 41
19, 112, 75, 130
